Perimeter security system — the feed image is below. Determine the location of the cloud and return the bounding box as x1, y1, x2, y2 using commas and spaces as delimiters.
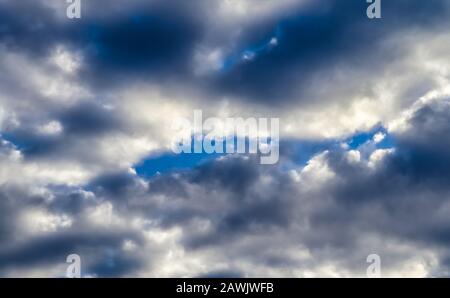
1, 98, 450, 277
0, 0, 449, 277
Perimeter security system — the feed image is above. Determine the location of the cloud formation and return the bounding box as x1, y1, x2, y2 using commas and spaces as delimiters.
0, 0, 449, 277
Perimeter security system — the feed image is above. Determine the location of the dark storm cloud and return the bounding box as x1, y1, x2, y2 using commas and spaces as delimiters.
0, 231, 142, 277
95, 99, 450, 276
388, 102, 450, 181
47, 188, 97, 216
136, 156, 297, 247
2, 102, 124, 160
327, 99, 450, 205
0, 183, 144, 277
0, 0, 206, 89
79, 4, 202, 82
2, 0, 448, 104
2, 132, 61, 158
0, 189, 22, 243
305, 100, 450, 256
2, 99, 450, 276
207, 0, 450, 104
59, 102, 123, 136
0, 184, 48, 243
188, 156, 261, 196
0, 1, 62, 55
87, 171, 141, 198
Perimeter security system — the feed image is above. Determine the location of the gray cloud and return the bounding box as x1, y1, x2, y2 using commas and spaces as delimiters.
0, 0, 449, 277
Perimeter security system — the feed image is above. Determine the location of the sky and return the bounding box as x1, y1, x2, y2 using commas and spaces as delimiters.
0, 0, 449, 277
